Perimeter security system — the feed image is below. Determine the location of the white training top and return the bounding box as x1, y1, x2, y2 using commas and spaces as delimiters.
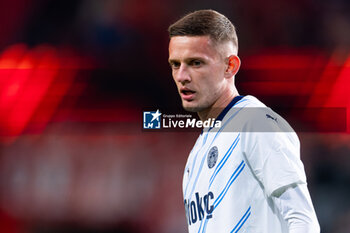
183, 95, 309, 233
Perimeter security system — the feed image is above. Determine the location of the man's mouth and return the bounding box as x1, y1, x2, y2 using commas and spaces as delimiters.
180, 88, 196, 101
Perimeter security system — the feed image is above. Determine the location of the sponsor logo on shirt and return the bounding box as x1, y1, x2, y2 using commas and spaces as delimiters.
184, 192, 214, 225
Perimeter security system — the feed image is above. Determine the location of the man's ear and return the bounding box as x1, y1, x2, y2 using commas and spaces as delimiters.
225, 55, 241, 78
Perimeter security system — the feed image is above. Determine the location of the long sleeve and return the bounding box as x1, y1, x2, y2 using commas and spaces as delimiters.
272, 184, 320, 233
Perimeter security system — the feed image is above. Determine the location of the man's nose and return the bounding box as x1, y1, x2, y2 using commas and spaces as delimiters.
174, 65, 191, 84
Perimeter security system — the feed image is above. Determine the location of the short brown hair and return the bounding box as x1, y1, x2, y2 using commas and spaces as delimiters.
168, 9, 238, 49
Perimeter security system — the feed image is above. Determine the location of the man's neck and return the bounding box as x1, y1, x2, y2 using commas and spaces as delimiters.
198, 91, 239, 121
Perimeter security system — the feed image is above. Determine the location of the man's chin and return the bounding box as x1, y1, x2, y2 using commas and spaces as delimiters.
182, 103, 204, 113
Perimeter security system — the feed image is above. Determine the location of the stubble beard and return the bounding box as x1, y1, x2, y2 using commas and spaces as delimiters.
181, 92, 220, 118
182, 100, 209, 113
182, 105, 200, 112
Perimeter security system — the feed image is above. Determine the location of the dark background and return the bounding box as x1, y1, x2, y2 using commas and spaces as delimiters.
0, 0, 349, 232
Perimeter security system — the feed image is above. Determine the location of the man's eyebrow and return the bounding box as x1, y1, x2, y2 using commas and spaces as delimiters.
168, 57, 206, 63
168, 58, 178, 63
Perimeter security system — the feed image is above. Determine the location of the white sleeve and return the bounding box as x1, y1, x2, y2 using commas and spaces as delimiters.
241, 131, 306, 196
272, 184, 320, 233
239, 107, 307, 196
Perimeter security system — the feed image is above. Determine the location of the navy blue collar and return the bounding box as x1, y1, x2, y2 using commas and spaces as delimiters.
215, 95, 244, 122
202, 95, 244, 134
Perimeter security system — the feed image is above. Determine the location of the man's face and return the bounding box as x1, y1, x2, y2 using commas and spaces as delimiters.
168, 36, 227, 113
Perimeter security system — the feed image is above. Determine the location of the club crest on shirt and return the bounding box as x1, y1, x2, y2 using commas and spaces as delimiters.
207, 146, 218, 168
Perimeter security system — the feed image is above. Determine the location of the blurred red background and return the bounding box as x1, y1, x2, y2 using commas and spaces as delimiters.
0, 0, 349, 233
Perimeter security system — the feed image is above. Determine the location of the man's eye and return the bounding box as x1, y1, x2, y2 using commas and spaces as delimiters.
170, 62, 180, 69
192, 60, 202, 66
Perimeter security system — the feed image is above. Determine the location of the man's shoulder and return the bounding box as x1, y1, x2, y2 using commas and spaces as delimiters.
237, 95, 266, 108
224, 95, 295, 133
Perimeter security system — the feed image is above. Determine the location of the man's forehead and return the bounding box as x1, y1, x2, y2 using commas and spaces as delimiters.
169, 35, 213, 47
168, 36, 218, 59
